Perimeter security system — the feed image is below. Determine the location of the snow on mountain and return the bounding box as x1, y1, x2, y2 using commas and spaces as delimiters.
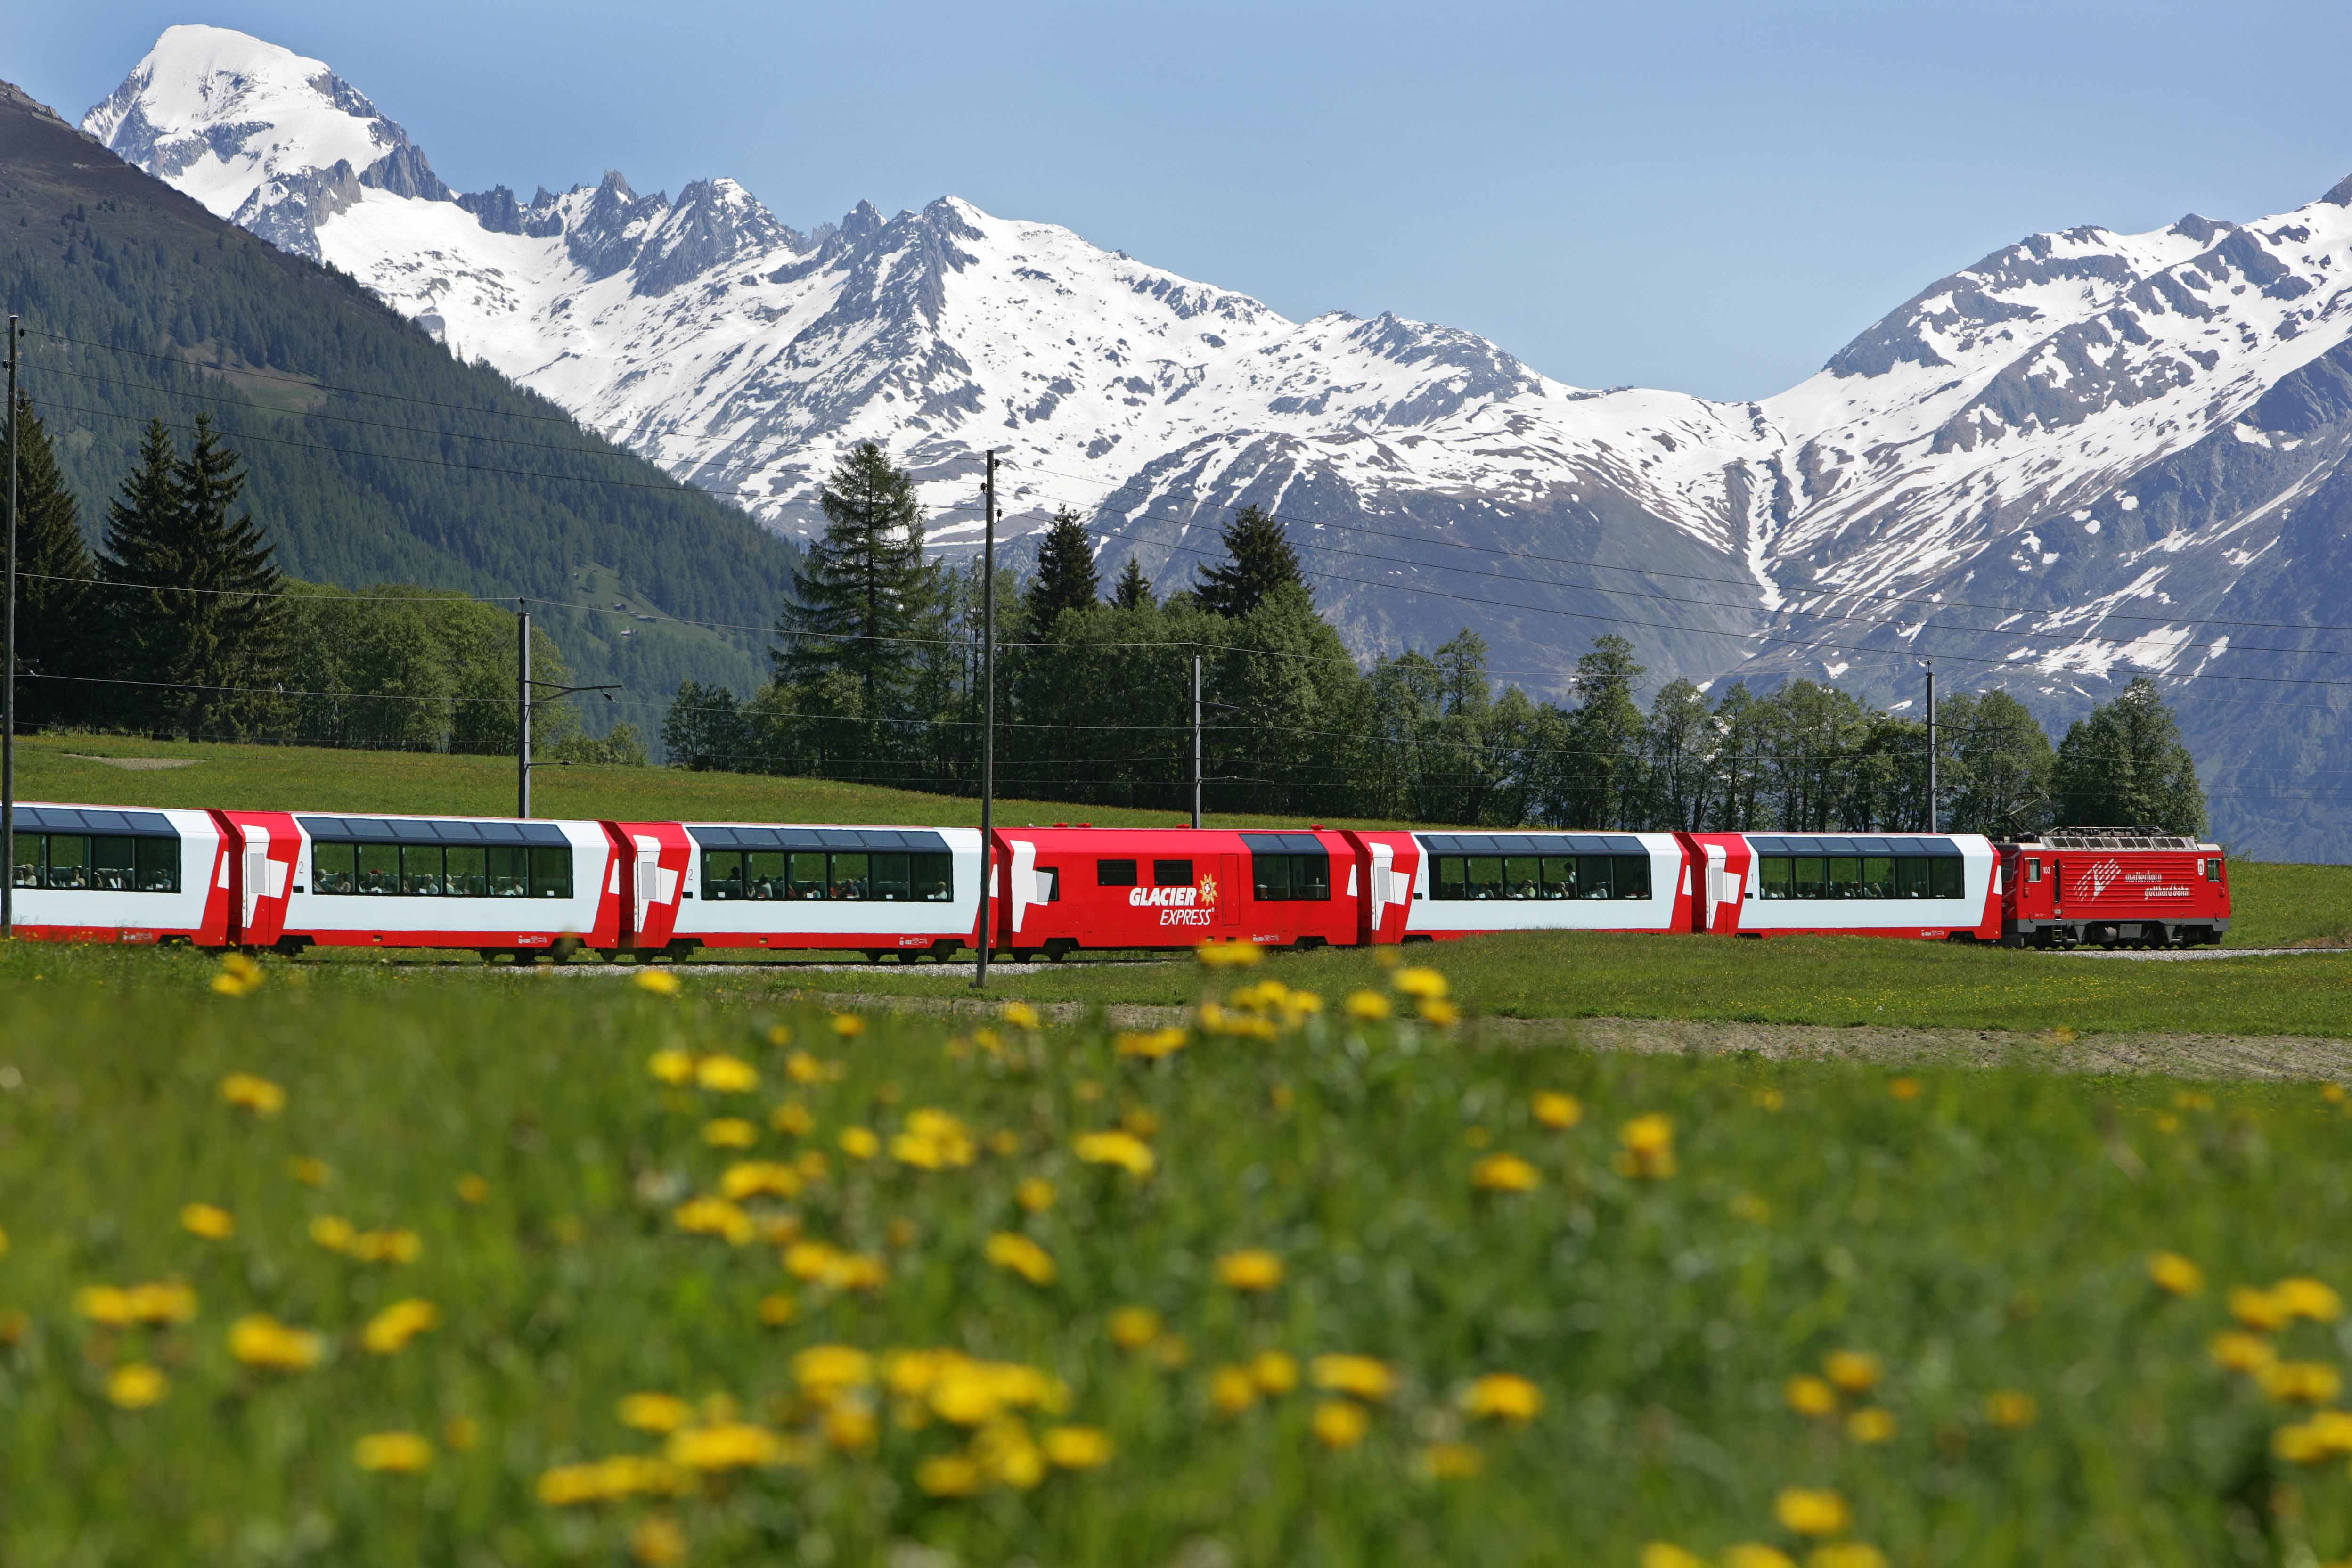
82, 26, 2352, 858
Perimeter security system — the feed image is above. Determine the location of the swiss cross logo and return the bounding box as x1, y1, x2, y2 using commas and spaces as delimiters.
1198, 874, 1219, 905
2082, 859, 2122, 899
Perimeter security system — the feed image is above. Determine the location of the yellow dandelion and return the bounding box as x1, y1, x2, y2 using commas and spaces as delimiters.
1809, 1547, 1889, 1568
1774, 1487, 1851, 1536
617, 1392, 693, 1433
360, 1298, 441, 1356
647, 1049, 694, 1084
1044, 1424, 1113, 1469
1985, 1389, 2039, 1429
1641, 1546, 1709, 1568
1109, 1307, 1161, 1351
2276, 1421, 2332, 1464
1312, 1398, 1370, 1449
1887, 1077, 1922, 1101
106, 1362, 167, 1409
218, 1072, 284, 1116
665, 1421, 784, 1472
1462, 1372, 1542, 1423
1216, 1250, 1284, 1291
1391, 965, 1448, 999
286, 1156, 328, 1186
1471, 1153, 1541, 1192
2211, 1330, 2278, 1374
695, 1054, 759, 1093
1250, 1350, 1300, 1395
350, 1228, 423, 1265
2148, 1252, 2204, 1297
227, 1314, 323, 1371
179, 1203, 234, 1240
1115, 1027, 1188, 1059
1617, 1113, 1676, 1178
1421, 1441, 1484, 1478
672, 1195, 755, 1246
770, 1099, 814, 1135
823, 1403, 878, 1454
629, 1516, 688, 1568
830, 1013, 866, 1039
784, 1051, 827, 1084
210, 953, 264, 997
984, 1232, 1058, 1286
123, 1282, 198, 1324
1344, 989, 1392, 1021
1417, 997, 1462, 1026
455, 1174, 490, 1205
1073, 1129, 1156, 1177
1003, 1001, 1042, 1029
792, 1344, 875, 1395
1312, 1354, 1396, 1402
2261, 1361, 2342, 1404
1531, 1091, 1583, 1129
444, 1416, 480, 1452
2278, 1277, 2344, 1322
1845, 1407, 1896, 1444
838, 1126, 880, 1160
702, 1117, 759, 1149
917, 1453, 984, 1496
1195, 940, 1263, 968
1784, 1375, 1838, 1417
633, 968, 681, 996
74, 1284, 134, 1326
1823, 1350, 1882, 1394
1752, 1087, 1786, 1111
2230, 1285, 2292, 1331
1016, 1177, 1055, 1213
353, 1431, 433, 1472
1211, 1364, 1259, 1415
759, 1291, 798, 1327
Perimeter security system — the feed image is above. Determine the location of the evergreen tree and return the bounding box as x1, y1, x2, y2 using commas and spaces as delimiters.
1944, 689, 2054, 837
773, 442, 934, 714
2050, 678, 2206, 834
1025, 507, 1101, 628
8, 394, 97, 725
661, 679, 751, 771
1557, 635, 1646, 828
1194, 505, 1305, 619
1109, 555, 1155, 611
1642, 678, 1716, 831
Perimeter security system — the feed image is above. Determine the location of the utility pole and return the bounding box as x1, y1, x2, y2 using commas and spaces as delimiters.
517, 601, 532, 818
973, 450, 997, 988
2, 314, 17, 939
1924, 659, 1937, 833
1191, 652, 1202, 830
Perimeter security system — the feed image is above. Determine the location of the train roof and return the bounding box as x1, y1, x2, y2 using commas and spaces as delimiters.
2008, 828, 2218, 852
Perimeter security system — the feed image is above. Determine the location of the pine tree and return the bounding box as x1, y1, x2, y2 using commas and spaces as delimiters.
2050, 678, 2205, 834
8, 394, 97, 725
1558, 635, 1646, 828
1108, 555, 1155, 611
662, 679, 751, 771
1945, 689, 2053, 837
1194, 505, 1305, 619
100, 416, 288, 735
773, 442, 934, 713
1025, 507, 1101, 629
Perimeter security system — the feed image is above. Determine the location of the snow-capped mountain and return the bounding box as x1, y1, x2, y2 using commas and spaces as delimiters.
84, 25, 2352, 858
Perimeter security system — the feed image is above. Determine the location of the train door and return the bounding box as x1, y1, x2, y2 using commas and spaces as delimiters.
1701, 844, 1728, 933
226, 815, 297, 947
633, 836, 662, 945
1364, 841, 1393, 944
1219, 854, 1239, 927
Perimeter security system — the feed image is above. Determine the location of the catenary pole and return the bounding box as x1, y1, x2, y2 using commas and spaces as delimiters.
973, 450, 997, 988
517, 601, 531, 818
1191, 652, 1202, 830
2, 315, 17, 939
1924, 660, 1937, 832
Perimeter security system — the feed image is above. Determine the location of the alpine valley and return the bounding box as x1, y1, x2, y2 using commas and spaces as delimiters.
80, 25, 2352, 859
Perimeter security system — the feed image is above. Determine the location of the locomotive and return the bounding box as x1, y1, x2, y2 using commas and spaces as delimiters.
6, 801, 2229, 958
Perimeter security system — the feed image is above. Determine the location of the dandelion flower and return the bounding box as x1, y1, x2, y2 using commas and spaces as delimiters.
1462, 1372, 1542, 1423
353, 1431, 433, 1472
647, 1049, 694, 1084
1531, 1091, 1582, 1129
1344, 990, 1392, 1022
1044, 1424, 1113, 1469
1211, 1364, 1259, 1415
830, 1013, 866, 1039
1250, 1350, 1300, 1395
2230, 1285, 2292, 1331
1216, 1250, 1284, 1291
838, 1127, 879, 1160
228, 1314, 323, 1371
1391, 966, 1448, 999
2277, 1277, 2344, 1322
1984, 1389, 2039, 1429
2260, 1361, 2342, 1404
286, 1156, 328, 1186
823, 1404, 878, 1454
1808, 1548, 1889, 1568
673, 1195, 755, 1246
361, 1298, 441, 1355
665, 1422, 784, 1471
2211, 1330, 2278, 1374
180, 1203, 234, 1240
1845, 1407, 1896, 1444
1074, 1130, 1156, 1177
1641, 1547, 1708, 1568
632, 968, 681, 997
719, 1160, 800, 1200
218, 1072, 284, 1116
792, 1344, 875, 1396
211, 954, 264, 997
1823, 1350, 1882, 1394
1421, 1441, 1483, 1478
1003, 1001, 1042, 1029
629, 1517, 687, 1567
1313, 1398, 1370, 1449
1617, 1114, 1676, 1179
1752, 1087, 1786, 1111
917, 1454, 984, 1496
455, 1174, 490, 1205
1417, 997, 1462, 1026
1887, 1077, 1922, 1101
1115, 1027, 1188, 1059
2148, 1252, 2204, 1297
1471, 1153, 1540, 1192
1016, 1177, 1055, 1213
444, 1417, 480, 1452
770, 1099, 814, 1135
1108, 1307, 1161, 1351
695, 1055, 759, 1093
123, 1282, 197, 1324
1774, 1487, 1851, 1536
984, 1232, 1058, 1286
350, 1229, 423, 1265
2275, 1421, 2332, 1464
1195, 941, 1263, 969
74, 1285, 134, 1326
1312, 1354, 1396, 1402
106, 1362, 167, 1409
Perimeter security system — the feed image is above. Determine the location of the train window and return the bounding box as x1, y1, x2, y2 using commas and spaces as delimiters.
1827, 856, 1861, 899
9, 833, 35, 888
1433, 857, 1466, 900
1295, 855, 1330, 901
1037, 867, 1062, 903
831, 851, 871, 900
529, 847, 573, 900
1891, 858, 1927, 899
1861, 856, 1893, 898
782, 851, 823, 899
446, 845, 489, 898
914, 853, 954, 901
401, 844, 445, 896
313, 842, 356, 893
1464, 856, 1503, 899
1565, 854, 1604, 900
746, 852, 787, 898
1539, 856, 1575, 898
487, 846, 530, 898
2205, 858, 2223, 883
872, 853, 913, 902
1152, 859, 1193, 888
1097, 858, 1137, 887
1613, 856, 1652, 900
1928, 857, 1963, 899
90, 837, 137, 891
135, 837, 178, 894
1255, 854, 1291, 901
357, 843, 400, 894
44, 834, 90, 889
704, 850, 745, 899
2025, 858, 2041, 883
1791, 857, 1827, 899
1500, 857, 1537, 899
1757, 857, 1791, 900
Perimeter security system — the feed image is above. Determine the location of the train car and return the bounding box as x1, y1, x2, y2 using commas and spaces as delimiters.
627, 821, 984, 962
989, 826, 1360, 959
1996, 828, 2229, 948
220, 810, 624, 960
5, 802, 235, 947
1346, 829, 1694, 943
1681, 831, 2002, 940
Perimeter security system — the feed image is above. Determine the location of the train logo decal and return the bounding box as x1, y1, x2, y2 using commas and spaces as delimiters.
2083, 858, 2123, 899
1198, 874, 1218, 906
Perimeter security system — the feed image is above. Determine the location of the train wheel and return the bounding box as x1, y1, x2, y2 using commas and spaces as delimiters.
1010, 950, 1034, 965
895, 951, 917, 964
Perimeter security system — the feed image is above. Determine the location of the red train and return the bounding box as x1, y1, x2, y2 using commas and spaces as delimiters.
7, 802, 2229, 957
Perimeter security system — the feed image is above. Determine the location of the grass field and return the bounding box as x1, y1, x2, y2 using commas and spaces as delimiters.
5, 944, 2352, 1565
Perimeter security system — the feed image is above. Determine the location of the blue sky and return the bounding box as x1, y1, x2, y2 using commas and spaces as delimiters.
18, 0, 2352, 400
